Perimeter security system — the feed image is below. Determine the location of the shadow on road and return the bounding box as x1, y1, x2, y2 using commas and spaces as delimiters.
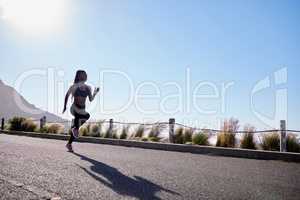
73, 152, 180, 200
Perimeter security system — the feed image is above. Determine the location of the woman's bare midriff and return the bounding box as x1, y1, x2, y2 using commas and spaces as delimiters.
74, 96, 87, 107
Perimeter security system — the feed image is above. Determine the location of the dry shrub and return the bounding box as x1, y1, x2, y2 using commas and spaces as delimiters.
216, 118, 239, 148
46, 123, 64, 134
134, 125, 145, 138
174, 127, 184, 144
192, 132, 209, 145
79, 124, 89, 136
286, 134, 300, 153
120, 125, 130, 139
240, 125, 256, 149
9, 117, 37, 132
148, 124, 164, 142
89, 124, 100, 137
261, 132, 280, 151
184, 128, 193, 143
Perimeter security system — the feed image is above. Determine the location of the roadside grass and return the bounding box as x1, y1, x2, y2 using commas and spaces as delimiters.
261, 132, 280, 151
103, 128, 111, 138
8, 117, 25, 131
89, 124, 100, 137
41, 123, 64, 134
174, 127, 195, 144
216, 132, 236, 148
3, 123, 9, 130
22, 118, 37, 132
148, 124, 165, 142
4, 116, 300, 155
96, 120, 106, 137
112, 131, 119, 139
79, 124, 89, 136
120, 125, 130, 139
192, 132, 209, 145
216, 118, 239, 148
77, 121, 106, 137
240, 125, 256, 149
174, 127, 184, 144
133, 125, 145, 138
103, 125, 118, 139
9, 117, 37, 132
286, 134, 300, 153
184, 128, 193, 144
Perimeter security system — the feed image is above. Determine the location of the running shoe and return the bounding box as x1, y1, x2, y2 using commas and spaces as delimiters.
66, 143, 73, 152
72, 127, 79, 138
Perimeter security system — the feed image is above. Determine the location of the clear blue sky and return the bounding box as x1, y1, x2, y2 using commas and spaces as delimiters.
0, 0, 299, 130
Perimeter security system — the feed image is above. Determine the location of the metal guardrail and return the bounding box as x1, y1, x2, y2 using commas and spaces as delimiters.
1, 116, 299, 152
1, 117, 298, 134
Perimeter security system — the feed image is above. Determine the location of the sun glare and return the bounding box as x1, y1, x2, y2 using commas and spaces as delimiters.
0, 0, 67, 35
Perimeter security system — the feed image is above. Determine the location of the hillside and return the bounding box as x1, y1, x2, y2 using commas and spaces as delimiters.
0, 79, 66, 122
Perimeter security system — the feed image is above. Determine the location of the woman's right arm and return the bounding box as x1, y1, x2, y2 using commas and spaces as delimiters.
63, 86, 73, 113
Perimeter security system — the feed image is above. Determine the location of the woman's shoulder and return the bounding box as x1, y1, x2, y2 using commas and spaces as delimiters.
79, 83, 92, 93
70, 84, 78, 90
83, 83, 92, 90
71, 82, 91, 92
86, 85, 92, 94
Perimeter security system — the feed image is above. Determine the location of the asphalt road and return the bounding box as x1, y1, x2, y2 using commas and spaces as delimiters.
0, 134, 300, 200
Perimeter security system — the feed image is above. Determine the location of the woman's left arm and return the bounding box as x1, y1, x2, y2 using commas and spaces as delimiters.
88, 86, 99, 102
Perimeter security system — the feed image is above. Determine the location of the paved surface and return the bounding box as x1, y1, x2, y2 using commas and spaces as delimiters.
0, 134, 300, 200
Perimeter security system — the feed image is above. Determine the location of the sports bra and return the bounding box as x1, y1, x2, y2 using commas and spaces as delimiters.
73, 85, 90, 98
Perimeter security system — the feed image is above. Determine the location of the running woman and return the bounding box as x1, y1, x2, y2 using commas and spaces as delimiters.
63, 70, 99, 152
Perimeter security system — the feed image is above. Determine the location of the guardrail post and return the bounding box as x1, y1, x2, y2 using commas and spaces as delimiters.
109, 119, 113, 137
1, 118, 4, 130
169, 118, 175, 143
280, 120, 287, 152
40, 116, 46, 130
